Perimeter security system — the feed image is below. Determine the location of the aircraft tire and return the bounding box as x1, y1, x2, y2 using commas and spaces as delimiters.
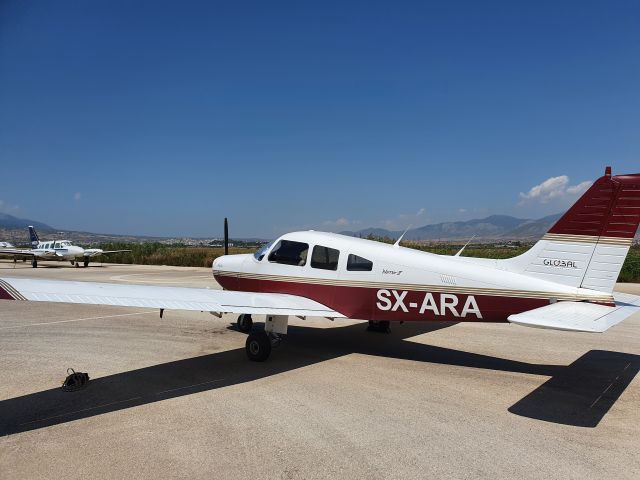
31, 258, 37, 268
237, 314, 253, 333
84, 260, 89, 268
245, 331, 271, 362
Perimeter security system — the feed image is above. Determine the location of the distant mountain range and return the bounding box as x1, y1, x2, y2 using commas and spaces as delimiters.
341, 214, 565, 241
0, 214, 261, 245
0, 213, 54, 231
2, 212, 637, 244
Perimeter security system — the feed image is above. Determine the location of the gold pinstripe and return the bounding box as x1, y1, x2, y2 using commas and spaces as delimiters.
212, 270, 614, 303
0, 279, 27, 301
542, 233, 633, 246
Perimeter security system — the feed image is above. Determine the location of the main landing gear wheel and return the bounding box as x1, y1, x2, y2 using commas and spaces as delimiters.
245, 331, 272, 362
237, 314, 253, 333
84, 260, 89, 268
31, 258, 38, 268
70, 260, 75, 266
367, 320, 391, 333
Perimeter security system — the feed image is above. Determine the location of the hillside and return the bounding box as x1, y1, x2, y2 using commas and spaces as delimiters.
342, 214, 564, 241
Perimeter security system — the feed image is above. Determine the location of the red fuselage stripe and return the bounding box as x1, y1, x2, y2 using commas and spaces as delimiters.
214, 273, 557, 322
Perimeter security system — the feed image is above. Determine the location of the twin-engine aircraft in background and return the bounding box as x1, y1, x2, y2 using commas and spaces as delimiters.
1, 167, 639, 361
0, 226, 130, 268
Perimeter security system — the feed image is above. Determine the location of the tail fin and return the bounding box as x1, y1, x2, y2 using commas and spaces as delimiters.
28, 226, 39, 247
505, 167, 640, 293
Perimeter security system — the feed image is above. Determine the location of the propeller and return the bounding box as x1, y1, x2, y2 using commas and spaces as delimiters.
224, 217, 229, 255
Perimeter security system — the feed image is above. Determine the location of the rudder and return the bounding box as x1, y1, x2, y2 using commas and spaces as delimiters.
28, 226, 39, 247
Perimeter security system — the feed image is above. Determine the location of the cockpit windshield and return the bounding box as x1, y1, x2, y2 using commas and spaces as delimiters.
60, 241, 71, 247
253, 241, 274, 261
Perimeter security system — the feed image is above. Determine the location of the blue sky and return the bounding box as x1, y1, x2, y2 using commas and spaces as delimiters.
1, 1, 638, 238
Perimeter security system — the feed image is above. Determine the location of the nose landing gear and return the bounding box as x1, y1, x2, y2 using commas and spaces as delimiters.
237, 314, 253, 333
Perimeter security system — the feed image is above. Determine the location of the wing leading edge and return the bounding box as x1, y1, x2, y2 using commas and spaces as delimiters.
508, 293, 640, 333
0, 277, 345, 318
84, 249, 132, 258
0, 249, 36, 257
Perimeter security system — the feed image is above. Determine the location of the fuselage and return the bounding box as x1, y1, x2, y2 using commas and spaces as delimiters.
32, 240, 87, 261
212, 231, 613, 323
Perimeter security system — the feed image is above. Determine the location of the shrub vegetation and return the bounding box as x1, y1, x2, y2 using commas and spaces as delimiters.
93, 241, 640, 283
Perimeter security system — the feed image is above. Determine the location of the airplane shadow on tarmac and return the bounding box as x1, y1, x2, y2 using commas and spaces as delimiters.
0, 322, 638, 435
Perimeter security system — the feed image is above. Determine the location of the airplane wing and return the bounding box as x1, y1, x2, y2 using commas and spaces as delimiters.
508, 293, 640, 333
0, 277, 345, 318
0, 249, 36, 257
84, 250, 132, 257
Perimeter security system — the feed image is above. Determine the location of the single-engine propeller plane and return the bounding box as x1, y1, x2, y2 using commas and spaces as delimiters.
1, 167, 639, 361
0, 226, 131, 268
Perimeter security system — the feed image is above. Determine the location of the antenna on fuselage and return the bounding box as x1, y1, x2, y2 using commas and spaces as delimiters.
393, 225, 412, 248
454, 234, 476, 257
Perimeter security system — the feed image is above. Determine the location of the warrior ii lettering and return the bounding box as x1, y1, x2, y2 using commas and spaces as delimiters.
382, 269, 403, 275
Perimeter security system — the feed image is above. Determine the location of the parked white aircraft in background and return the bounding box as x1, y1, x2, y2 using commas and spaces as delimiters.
0, 167, 639, 361
0, 242, 15, 248
0, 226, 130, 268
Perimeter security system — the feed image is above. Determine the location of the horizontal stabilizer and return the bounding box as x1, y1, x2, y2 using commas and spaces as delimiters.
508, 293, 640, 333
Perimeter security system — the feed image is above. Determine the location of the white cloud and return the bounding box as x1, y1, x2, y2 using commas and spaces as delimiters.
518, 175, 592, 205
416, 208, 426, 216
566, 181, 592, 195
458, 208, 467, 213
74, 192, 82, 202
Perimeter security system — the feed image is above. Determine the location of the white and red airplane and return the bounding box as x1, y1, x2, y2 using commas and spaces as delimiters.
1, 167, 639, 361
0, 226, 130, 268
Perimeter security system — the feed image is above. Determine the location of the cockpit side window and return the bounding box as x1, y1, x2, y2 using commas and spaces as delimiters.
311, 245, 339, 271
268, 240, 309, 266
346, 254, 373, 271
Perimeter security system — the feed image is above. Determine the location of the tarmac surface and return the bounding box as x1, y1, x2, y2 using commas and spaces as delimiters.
0, 261, 638, 479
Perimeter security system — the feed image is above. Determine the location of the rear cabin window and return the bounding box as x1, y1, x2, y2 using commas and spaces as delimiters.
311, 245, 340, 271
268, 240, 309, 266
347, 254, 373, 271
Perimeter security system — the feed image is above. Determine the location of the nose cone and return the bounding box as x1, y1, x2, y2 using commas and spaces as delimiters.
212, 254, 250, 273
212, 254, 232, 272
212, 254, 252, 290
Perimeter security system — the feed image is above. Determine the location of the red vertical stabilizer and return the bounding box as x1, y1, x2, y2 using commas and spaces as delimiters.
548, 167, 640, 239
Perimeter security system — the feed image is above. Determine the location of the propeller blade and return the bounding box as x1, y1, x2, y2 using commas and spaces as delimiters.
224, 217, 229, 255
